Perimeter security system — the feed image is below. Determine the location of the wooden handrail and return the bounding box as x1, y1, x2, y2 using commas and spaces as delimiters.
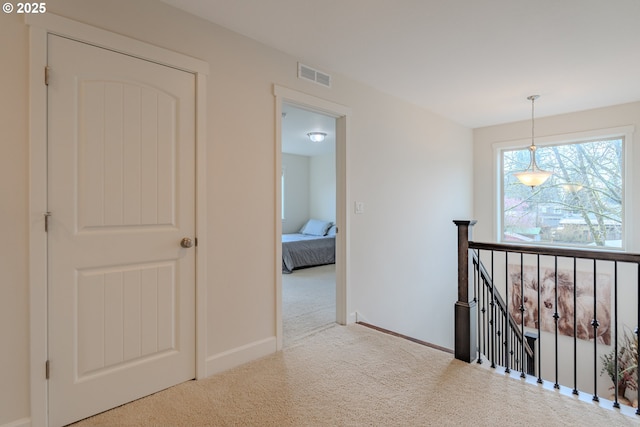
469, 241, 640, 264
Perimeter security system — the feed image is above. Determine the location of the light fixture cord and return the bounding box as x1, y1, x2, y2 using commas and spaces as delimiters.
531, 96, 535, 147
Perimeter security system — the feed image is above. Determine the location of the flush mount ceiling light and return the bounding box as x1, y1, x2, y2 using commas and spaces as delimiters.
307, 132, 327, 142
514, 95, 552, 188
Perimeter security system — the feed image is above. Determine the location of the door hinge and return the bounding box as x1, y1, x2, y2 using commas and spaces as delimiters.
44, 212, 51, 232
45, 360, 50, 380
44, 66, 50, 86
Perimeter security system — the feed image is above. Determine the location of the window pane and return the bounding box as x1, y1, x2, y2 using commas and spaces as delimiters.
502, 138, 623, 248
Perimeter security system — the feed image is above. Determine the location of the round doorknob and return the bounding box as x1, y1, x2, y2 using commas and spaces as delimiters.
180, 237, 194, 248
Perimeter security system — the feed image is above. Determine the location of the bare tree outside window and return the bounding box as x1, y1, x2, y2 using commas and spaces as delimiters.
502, 138, 623, 248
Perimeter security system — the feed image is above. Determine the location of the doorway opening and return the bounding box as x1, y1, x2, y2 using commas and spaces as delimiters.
281, 103, 337, 345
273, 85, 351, 351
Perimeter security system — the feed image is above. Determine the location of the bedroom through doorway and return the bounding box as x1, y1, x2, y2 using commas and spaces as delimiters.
281, 103, 337, 346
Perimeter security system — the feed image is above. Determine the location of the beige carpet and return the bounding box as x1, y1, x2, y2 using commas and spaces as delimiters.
71, 323, 639, 426
282, 264, 336, 346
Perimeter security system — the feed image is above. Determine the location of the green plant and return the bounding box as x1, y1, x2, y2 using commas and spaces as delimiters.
600, 329, 638, 392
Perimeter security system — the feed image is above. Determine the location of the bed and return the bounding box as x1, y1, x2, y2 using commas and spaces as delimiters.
282, 219, 336, 274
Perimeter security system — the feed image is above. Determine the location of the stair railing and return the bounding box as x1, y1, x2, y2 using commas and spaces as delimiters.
454, 220, 640, 412
471, 248, 536, 376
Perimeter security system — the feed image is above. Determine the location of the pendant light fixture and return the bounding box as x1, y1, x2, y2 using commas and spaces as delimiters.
514, 95, 552, 188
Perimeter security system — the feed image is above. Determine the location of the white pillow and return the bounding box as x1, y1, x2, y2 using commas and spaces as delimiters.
327, 225, 337, 236
300, 219, 333, 236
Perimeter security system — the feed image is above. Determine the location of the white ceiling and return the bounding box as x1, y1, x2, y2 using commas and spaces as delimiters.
161, 0, 640, 128
282, 104, 336, 156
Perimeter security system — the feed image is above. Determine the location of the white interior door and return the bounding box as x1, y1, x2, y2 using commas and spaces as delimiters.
47, 34, 196, 427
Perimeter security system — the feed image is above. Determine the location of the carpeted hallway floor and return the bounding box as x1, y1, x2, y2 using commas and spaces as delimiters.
68, 265, 639, 426
282, 264, 336, 346
71, 320, 639, 426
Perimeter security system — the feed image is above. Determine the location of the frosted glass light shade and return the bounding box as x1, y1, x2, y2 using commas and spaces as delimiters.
514, 143, 552, 188
514, 169, 552, 187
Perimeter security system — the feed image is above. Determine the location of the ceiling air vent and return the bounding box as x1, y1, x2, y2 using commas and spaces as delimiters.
298, 63, 332, 88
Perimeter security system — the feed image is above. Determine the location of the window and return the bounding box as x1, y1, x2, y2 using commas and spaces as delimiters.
499, 127, 632, 249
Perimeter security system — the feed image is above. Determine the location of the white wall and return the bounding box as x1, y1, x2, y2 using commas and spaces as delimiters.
309, 153, 336, 224
282, 153, 310, 233
282, 152, 336, 234
0, 0, 473, 424
348, 100, 474, 347
0, 10, 30, 426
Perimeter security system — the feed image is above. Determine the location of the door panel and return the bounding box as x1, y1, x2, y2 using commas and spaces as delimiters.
79, 81, 177, 228
47, 34, 195, 427
76, 262, 177, 376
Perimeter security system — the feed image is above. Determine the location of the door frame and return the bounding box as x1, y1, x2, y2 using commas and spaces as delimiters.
273, 85, 352, 350
27, 14, 209, 426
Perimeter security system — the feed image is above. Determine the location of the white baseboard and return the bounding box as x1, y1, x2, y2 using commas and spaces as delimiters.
205, 336, 277, 377
1, 418, 31, 427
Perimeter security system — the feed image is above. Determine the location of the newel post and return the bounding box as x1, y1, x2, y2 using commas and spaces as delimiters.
453, 220, 477, 363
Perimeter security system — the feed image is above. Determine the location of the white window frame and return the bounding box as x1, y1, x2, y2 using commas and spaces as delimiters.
493, 125, 634, 251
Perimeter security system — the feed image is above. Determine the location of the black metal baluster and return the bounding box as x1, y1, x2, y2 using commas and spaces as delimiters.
510, 334, 514, 370
525, 332, 537, 376
635, 262, 639, 416
554, 256, 560, 389
481, 259, 485, 362
476, 251, 482, 364
512, 334, 517, 371
516, 336, 520, 370
505, 251, 510, 374
490, 250, 496, 369
482, 257, 487, 362
499, 304, 504, 366
592, 260, 599, 402
572, 257, 578, 396
483, 273, 488, 359
537, 254, 542, 384
511, 334, 515, 371
498, 307, 502, 364
504, 307, 507, 367
520, 253, 526, 378
613, 262, 619, 408
495, 309, 500, 365
517, 336, 522, 372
